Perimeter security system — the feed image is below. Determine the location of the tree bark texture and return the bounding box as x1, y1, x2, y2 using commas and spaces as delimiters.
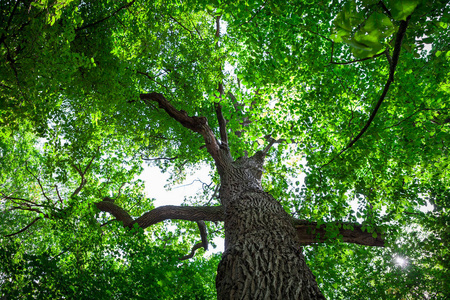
215, 156, 325, 300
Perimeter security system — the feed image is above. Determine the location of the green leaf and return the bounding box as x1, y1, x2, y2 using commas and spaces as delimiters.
387, 0, 420, 21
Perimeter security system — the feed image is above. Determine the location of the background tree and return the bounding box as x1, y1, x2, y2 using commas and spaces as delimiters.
1, 0, 449, 299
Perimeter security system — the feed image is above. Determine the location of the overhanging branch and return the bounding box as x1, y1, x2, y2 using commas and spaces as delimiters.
96, 201, 223, 259
322, 16, 411, 168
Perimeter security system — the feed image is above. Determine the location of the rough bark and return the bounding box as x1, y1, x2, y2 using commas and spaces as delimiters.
215, 155, 326, 300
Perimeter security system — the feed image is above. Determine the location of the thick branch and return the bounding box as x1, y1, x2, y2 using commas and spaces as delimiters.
293, 219, 385, 247
322, 16, 411, 168
140, 92, 222, 159
135, 205, 224, 228
95, 201, 224, 228
95, 200, 134, 226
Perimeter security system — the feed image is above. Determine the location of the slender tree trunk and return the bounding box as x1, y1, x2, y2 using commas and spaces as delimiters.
215, 156, 325, 300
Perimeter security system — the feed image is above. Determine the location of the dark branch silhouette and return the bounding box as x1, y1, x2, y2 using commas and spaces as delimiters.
4, 217, 42, 237
322, 16, 411, 168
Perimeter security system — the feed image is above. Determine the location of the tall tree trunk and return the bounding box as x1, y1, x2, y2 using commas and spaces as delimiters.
215, 156, 325, 300
140, 93, 325, 298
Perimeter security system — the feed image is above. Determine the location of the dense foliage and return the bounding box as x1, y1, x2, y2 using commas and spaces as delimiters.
1, 0, 449, 299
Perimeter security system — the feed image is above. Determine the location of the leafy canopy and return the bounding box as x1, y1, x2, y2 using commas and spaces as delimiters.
1, 0, 449, 298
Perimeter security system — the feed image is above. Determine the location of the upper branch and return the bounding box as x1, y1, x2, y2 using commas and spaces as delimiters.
235, 0, 267, 28
25, 164, 52, 203
169, 14, 193, 36
71, 148, 99, 197
322, 16, 411, 168
140, 92, 223, 160
214, 16, 228, 146
330, 49, 386, 65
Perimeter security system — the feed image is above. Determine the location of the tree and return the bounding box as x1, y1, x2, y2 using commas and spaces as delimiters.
1, 0, 449, 299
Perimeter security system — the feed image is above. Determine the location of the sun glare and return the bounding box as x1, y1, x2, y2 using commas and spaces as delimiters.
395, 256, 408, 267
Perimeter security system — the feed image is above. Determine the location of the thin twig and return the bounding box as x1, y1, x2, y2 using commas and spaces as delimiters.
206, 184, 220, 205
55, 185, 63, 205
191, 20, 203, 40
4, 217, 42, 237
71, 147, 100, 197
169, 14, 193, 35
25, 164, 52, 203
136, 70, 169, 89
142, 155, 179, 161
330, 50, 386, 65
75, 0, 136, 32
235, 0, 267, 28
180, 220, 208, 260
283, 20, 333, 42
